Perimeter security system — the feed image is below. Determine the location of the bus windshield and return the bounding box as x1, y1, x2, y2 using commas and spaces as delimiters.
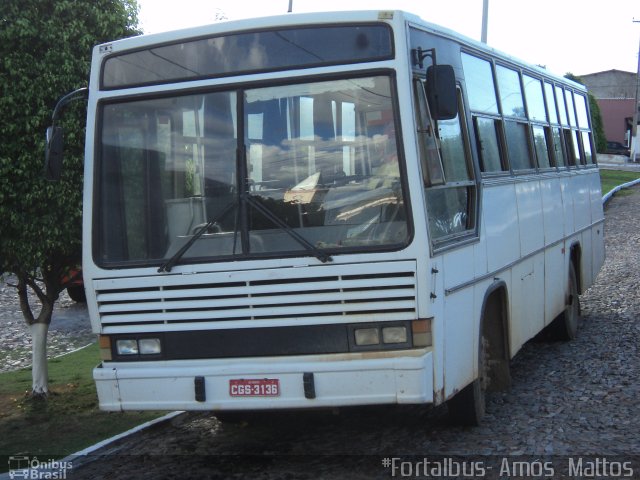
95, 74, 410, 267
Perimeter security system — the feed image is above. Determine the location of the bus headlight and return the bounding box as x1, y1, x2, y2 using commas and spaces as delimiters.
139, 338, 162, 355
115, 338, 162, 356
352, 323, 413, 348
116, 339, 139, 355
354, 328, 380, 346
382, 326, 407, 344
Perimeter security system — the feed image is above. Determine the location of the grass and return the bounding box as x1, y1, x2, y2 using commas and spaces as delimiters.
0, 343, 164, 471
599, 169, 640, 195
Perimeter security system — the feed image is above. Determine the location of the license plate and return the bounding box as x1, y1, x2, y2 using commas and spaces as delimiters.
229, 378, 280, 397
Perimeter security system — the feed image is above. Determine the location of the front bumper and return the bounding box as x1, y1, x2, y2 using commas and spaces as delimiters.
94, 350, 433, 411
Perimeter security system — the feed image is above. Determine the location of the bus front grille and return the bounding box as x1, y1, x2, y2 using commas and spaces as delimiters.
94, 261, 418, 333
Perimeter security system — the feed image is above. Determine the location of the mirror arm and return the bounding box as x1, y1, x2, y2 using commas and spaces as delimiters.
411, 47, 437, 69
44, 87, 88, 181
50, 87, 89, 126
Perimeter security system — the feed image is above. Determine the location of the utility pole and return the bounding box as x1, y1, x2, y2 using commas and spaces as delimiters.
481, 0, 489, 43
632, 19, 640, 162
288, 0, 293, 13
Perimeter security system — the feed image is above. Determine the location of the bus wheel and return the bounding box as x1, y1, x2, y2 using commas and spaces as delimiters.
447, 336, 488, 426
548, 263, 580, 341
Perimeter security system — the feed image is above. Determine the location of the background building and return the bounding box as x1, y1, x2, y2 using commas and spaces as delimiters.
579, 70, 636, 150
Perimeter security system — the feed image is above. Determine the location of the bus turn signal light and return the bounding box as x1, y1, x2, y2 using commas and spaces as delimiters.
412, 319, 432, 347
99, 335, 112, 361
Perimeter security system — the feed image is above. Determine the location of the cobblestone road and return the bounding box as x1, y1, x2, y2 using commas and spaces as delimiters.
4, 187, 640, 479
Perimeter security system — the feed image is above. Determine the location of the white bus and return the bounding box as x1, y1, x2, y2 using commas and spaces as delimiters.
51, 10, 604, 425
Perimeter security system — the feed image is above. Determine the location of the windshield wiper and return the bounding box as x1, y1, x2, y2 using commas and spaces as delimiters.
243, 193, 332, 263
158, 201, 236, 273
158, 194, 332, 272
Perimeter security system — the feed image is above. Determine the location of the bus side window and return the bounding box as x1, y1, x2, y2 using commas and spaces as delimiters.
564, 128, 579, 166
531, 125, 552, 169
414, 79, 445, 186
461, 52, 508, 174
473, 116, 504, 172
581, 131, 594, 164
504, 120, 534, 170
438, 90, 474, 184
551, 127, 567, 167
415, 80, 477, 243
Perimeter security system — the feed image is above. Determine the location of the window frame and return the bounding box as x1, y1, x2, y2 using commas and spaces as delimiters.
414, 76, 478, 249
580, 131, 595, 165
523, 74, 548, 123
503, 118, 535, 172
495, 64, 527, 119
550, 126, 567, 168
472, 115, 507, 174
93, 71, 415, 269
531, 124, 554, 170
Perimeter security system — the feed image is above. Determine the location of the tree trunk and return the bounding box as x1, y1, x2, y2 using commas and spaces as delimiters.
16, 273, 58, 398
30, 322, 50, 397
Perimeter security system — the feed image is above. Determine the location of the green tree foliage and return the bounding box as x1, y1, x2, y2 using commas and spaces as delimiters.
587, 94, 607, 154
0, 2, 140, 332
565, 72, 607, 154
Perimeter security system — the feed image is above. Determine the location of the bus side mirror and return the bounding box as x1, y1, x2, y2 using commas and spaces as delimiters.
45, 126, 63, 181
426, 65, 457, 120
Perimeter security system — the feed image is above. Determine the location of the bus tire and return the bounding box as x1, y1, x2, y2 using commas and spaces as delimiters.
548, 262, 580, 341
447, 336, 488, 426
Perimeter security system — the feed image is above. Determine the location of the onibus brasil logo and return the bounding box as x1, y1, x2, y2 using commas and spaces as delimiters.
8, 456, 73, 479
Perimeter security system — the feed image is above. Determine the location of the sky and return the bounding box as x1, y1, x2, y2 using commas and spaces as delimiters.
137, 0, 640, 77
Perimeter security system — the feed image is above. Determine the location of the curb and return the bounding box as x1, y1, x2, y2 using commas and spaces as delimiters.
65, 410, 186, 459
0, 411, 185, 479
602, 178, 640, 205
